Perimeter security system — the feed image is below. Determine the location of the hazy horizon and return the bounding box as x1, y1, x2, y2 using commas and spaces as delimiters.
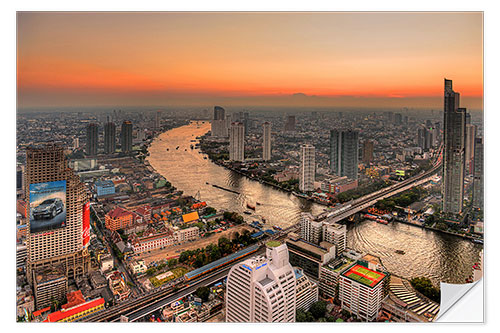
17, 12, 483, 109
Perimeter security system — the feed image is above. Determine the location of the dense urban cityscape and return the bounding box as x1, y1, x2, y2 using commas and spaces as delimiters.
15, 11, 484, 324
16, 79, 483, 323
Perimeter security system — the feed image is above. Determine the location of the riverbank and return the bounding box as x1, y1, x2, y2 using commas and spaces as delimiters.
391, 217, 483, 244
201, 139, 330, 207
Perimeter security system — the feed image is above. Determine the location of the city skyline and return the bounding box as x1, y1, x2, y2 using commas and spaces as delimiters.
17, 12, 483, 109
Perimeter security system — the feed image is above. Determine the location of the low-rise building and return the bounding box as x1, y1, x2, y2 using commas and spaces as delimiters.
33, 265, 68, 310
175, 226, 200, 243
130, 260, 148, 276
106, 271, 131, 302
95, 180, 116, 197
44, 290, 105, 322
105, 206, 134, 231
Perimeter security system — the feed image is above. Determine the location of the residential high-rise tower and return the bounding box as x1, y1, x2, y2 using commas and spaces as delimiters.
86, 123, 98, 156
104, 118, 116, 155
262, 122, 271, 161
120, 121, 133, 154
229, 122, 245, 162
299, 144, 315, 192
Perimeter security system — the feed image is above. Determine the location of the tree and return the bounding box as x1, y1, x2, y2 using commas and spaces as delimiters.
195, 286, 211, 302
309, 300, 327, 319
168, 258, 178, 268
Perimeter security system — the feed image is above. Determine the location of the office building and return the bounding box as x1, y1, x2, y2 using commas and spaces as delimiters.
104, 119, 116, 155
319, 257, 356, 299
86, 123, 98, 156
472, 137, 483, 210
362, 140, 374, 164
330, 129, 359, 181
286, 233, 336, 279
294, 267, 319, 311
442, 79, 466, 214
95, 180, 116, 197
339, 263, 387, 322
284, 115, 296, 131
262, 122, 272, 161
120, 120, 133, 153
465, 124, 477, 174
229, 122, 245, 162
25, 145, 90, 300
225, 241, 296, 322
299, 144, 315, 192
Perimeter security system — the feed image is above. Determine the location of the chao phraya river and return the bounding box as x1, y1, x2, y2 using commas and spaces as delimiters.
147, 121, 482, 284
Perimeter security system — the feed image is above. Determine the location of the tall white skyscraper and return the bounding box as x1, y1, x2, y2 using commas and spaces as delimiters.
226, 241, 296, 322
299, 144, 315, 192
229, 122, 245, 162
262, 122, 271, 161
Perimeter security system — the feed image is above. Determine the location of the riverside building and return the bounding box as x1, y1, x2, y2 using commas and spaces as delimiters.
229, 122, 245, 162
225, 241, 296, 322
299, 144, 315, 192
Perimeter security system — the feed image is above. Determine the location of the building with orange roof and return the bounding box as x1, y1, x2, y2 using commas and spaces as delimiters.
44, 291, 105, 322
105, 206, 134, 231
182, 211, 200, 224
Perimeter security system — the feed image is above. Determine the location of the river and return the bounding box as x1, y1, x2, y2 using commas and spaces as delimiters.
147, 121, 482, 284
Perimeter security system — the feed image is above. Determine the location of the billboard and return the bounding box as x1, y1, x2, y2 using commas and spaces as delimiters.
29, 180, 66, 233
395, 170, 405, 176
83, 202, 90, 247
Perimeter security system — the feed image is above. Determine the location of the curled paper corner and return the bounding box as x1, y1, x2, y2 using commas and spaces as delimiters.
435, 278, 483, 322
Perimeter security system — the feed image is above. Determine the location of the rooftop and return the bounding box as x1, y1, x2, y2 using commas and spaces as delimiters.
182, 211, 199, 223
266, 240, 281, 248
107, 206, 132, 219
342, 264, 386, 288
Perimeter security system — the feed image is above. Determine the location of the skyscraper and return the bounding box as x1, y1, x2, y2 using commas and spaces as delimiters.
284, 115, 296, 132
120, 120, 133, 154
211, 106, 228, 137
226, 241, 296, 322
25, 145, 90, 309
229, 122, 245, 162
472, 137, 483, 210
465, 124, 477, 174
330, 129, 359, 181
104, 118, 116, 155
86, 123, 98, 156
299, 144, 315, 192
262, 122, 271, 161
362, 140, 374, 164
442, 79, 466, 214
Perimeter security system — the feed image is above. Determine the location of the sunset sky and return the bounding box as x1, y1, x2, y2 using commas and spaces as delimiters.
17, 12, 483, 109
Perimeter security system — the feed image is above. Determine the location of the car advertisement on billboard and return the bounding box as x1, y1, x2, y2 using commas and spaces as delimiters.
29, 180, 67, 233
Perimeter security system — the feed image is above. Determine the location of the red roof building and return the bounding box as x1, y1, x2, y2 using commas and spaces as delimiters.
44, 290, 105, 322
105, 206, 134, 231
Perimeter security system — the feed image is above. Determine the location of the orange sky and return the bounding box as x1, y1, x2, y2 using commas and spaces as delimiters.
17, 12, 483, 109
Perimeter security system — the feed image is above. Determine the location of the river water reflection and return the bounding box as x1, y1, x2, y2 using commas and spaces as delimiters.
147, 122, 482, 284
